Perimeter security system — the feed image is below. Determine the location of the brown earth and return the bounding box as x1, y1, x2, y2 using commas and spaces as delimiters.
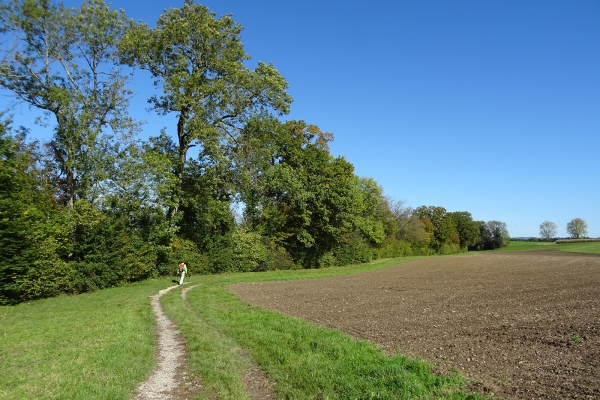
228, 251, 600, 399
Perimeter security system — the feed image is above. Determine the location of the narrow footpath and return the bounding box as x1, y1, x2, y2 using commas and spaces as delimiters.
135, 284, 196, 400
135, 283, 277, 400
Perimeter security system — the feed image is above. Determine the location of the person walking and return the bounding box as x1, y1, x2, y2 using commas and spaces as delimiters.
178, 260, 187, 285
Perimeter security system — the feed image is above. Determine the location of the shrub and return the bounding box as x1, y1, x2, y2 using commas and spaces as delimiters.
264, 241, 298, 271
230, 229, 268, 272
437, 243, 463, 255
168, 236, 210, 275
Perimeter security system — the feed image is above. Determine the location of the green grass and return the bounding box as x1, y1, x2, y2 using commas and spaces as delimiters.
496, 240, 600, 254
0, 279, 168, 400
162, 258, 483, 399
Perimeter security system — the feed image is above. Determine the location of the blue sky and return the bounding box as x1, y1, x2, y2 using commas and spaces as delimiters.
3, 0, 599, 237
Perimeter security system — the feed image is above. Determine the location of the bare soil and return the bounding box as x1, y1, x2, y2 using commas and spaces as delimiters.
228, 251, 600, 399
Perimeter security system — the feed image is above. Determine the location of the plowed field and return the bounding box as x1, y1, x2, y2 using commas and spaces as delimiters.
229, 251, 600, 399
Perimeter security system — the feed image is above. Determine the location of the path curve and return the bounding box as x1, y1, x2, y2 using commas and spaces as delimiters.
135, 284, 188, 400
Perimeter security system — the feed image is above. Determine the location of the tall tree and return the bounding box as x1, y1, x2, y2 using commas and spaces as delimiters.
539, 220, 557, 240
0, 116, 71, 304
414, 206, 459, 251
236, 119, 363, 266
451, 211, 480, 249
385, 198, 429, 245
471, 220, 510, 251
0, 0, 138, 209
566, 218, 588, 239
119, 0, 292, 220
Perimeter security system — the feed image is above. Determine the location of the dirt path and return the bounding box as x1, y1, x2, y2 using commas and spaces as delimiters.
136, 283, 276, 400
229, 251, 600, 399
135, 284, 194, 400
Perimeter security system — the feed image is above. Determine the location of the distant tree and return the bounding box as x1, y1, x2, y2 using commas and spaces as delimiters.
566, 218, 588, 239
487, 220, 510, 248
539, 220, 557, 241
413, 206, 459, 251
472, 220, 510, 250
386, 198, 430, 245
451, 211, 480, 249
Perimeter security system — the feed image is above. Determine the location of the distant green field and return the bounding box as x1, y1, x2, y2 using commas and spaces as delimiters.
497, 240, 600, 255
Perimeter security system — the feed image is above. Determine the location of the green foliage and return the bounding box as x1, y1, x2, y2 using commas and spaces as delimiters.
263, 241, 298, 270
566, 218, 588, 239
0, 119, 70, 304
451, 211, 480, 249
231, 229, 268, 272
237, 119, 383, 268
168, 236, 210, 275
471, 220, 510, 250
119, 0, 292, 220
414, 206, 460, 251
0, 0, 138, 209
376, 238, 414, 258
332, 233, 376, 266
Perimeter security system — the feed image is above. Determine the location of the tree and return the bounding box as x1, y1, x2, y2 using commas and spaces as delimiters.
451, 211, 480, 249
119, 0, 292, 220
0, 115, 71, 304
566, 218, 588, 239
539, 220, 557, 240
413, 206, 459, 251
471, 220, 510, 250
487, 220, 510, 248
384, 199, 428, 245
235, 119, 366, 267
0, 0, 138, 210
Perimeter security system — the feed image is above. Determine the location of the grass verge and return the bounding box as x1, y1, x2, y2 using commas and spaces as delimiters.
0, 279, 169, 400
162, 258, 484, 399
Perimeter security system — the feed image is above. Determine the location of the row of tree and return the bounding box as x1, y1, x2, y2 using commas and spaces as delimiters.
539, 218, 589, 240
0, 0, 509, 305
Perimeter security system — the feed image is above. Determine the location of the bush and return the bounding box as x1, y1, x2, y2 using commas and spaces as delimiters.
376, 238, 413, 258
231, 229, 268, 272
332, 234, 374, 266
264, 241, 298, 271
437, 243, 464, 255
168, 236, 210, 275
556, 238, 600, 244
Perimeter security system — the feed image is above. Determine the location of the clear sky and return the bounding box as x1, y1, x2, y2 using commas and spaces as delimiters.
3, 0, 599, 238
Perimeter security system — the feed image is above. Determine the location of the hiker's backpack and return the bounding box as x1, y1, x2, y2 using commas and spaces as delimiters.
178, 263, 185, 272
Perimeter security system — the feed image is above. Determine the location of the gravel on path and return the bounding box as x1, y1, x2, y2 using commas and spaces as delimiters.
135, 284, 192, 400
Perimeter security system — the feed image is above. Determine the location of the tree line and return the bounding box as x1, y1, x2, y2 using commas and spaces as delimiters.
0, 0, 509, 305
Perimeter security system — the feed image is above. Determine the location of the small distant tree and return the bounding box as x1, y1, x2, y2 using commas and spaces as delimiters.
539, 220, 557, 241
566, 218, 588, 239
472, 220, 510, 250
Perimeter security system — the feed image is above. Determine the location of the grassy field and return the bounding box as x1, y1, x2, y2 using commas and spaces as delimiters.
2, 242, 598, 399
0, 279, 167, 400
496, 240, 600, 254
